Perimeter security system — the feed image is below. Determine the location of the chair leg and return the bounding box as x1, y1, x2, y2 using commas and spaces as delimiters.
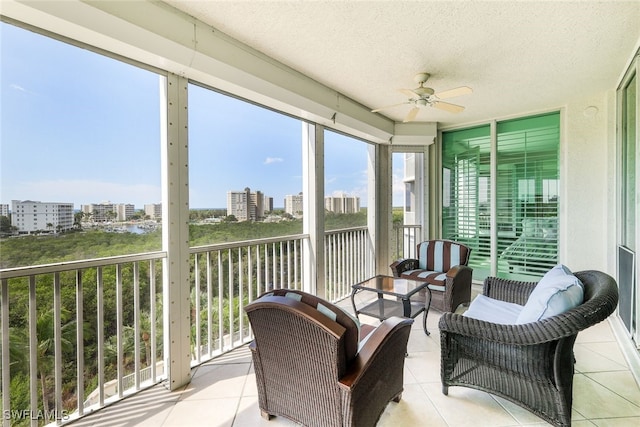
423, 287, 432, 335
260, 410, 273, 420
442, 385, 448, 395
422, 310, 431, 335
392, 392, 402, 403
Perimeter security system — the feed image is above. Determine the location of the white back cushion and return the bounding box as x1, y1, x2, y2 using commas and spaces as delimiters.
515, 264, 584, 324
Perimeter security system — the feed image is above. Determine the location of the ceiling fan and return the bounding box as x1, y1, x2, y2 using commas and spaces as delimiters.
372, 72, 472, 122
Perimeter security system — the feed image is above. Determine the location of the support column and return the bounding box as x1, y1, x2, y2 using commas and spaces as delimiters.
161, 74, 191, 390
302, 123, 325, 297
489, 120, 498, 276
369, 143, 392, 275
428, 139, 440, 240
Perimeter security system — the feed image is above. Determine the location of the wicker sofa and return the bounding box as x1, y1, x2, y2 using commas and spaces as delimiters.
245, 289, 413, 427
439, 269, 619, 427
390, 239, 473, 312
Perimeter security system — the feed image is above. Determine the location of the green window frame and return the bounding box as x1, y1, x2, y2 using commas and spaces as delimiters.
442, 125, 491, 279
442, 113, 560, 281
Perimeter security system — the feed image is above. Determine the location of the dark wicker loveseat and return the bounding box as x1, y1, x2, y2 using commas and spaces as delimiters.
245, 289, 413, 427
439, 270, 619, 427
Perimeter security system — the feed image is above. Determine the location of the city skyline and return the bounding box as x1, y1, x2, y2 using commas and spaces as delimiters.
1, 22, 406, 211
2, 191, 363, 213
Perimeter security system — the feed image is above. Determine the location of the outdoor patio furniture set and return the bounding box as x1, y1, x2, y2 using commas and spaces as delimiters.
244, 239, 619, 427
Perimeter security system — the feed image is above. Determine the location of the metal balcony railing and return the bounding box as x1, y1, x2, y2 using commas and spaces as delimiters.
0, 252, 167, 426
188, 234, 308, 365
391, 224, 422, 261
0, 227, 372, 426
324, 226, 373, 302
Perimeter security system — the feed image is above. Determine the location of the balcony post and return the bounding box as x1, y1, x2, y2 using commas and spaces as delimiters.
161, 73, 192, 390
302, 123, 325, 297
370, 143, 392, 275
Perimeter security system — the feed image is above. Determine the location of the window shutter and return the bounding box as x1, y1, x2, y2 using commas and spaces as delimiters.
497, 114, 559, 278
442, 113, 560, 281
442, 125, 491, 280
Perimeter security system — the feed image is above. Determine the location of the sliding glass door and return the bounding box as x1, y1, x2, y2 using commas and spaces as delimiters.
442, 113, 560, 282
496, 114, 559, 279
618, 55, 639, 346
442, 125, 491, 279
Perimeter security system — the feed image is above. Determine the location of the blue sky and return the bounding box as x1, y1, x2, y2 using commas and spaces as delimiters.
1, 22, 404, 210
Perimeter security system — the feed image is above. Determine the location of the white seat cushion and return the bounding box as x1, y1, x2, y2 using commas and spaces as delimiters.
463, 294, 524, 325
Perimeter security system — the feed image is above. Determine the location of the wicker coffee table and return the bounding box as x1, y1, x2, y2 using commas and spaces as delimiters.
350, 275, 432, 335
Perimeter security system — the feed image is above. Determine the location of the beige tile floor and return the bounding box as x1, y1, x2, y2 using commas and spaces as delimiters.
69, 298, 640, 427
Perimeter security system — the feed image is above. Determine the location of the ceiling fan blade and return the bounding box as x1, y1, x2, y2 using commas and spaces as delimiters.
403, 107, 420, 123
433, 101, 465, 113
398, 88, 419, 98
371, 102, 409, 113
434, 86, 473, 99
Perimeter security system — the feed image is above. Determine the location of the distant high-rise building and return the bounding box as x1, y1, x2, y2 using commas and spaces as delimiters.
144, 203, 162, 220
325, 194, 360, 214
115, 204, 135, 221
227, 188, 250, 221
0, 204, 9, 217
227, 187, 269, 221
250, 190, 264, 221
82, 202, 115, 222
284, 193, 303, 215
265, 196, 274, 213
11, 200, 74, 233
81, 202, 135, 222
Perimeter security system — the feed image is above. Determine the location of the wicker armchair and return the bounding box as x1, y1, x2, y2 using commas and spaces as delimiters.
439, 270, 619, 427
390, 239, 473, 312
245, 289, 413, 427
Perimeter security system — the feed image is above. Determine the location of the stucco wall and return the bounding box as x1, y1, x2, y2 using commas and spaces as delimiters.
561, 90, 616, 274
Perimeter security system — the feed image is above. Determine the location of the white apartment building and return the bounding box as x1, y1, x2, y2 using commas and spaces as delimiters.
227, 189, 249, 221
115, 204, 135, 221
0, 204, 9, 217
11, 200, 74, 234
82, 202, 115, 222
284, 193, 303, 215
264, 196, 273, 213
227, 187, 268, 221
82, 202, 135, 222
325, 194, 360, 214
144, 203, 162, 220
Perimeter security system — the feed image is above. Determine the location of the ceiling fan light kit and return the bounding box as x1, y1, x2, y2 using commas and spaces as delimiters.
372, 72, 472, 122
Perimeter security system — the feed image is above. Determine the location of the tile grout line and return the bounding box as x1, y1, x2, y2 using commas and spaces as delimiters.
231, 357, 254, 426
580, 370, 640, 410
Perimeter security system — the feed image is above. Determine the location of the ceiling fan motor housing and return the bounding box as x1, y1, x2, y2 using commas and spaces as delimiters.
414, 72, 430, 84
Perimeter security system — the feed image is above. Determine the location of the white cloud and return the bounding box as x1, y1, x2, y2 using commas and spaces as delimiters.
264, 157, 284, 165
10, 83, 36, 95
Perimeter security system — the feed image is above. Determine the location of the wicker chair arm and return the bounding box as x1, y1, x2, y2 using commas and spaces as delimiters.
445, 265, 475, 285
442, 265, 474, 312
440, 289, 616, 346
390, 258, 419, 276
446, 264, 469, 278
439, 313, 568, 345
338, 316, 413, 390
482, 276, 538, 305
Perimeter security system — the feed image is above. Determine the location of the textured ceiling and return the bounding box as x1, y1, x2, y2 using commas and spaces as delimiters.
163, 0, 639, 127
